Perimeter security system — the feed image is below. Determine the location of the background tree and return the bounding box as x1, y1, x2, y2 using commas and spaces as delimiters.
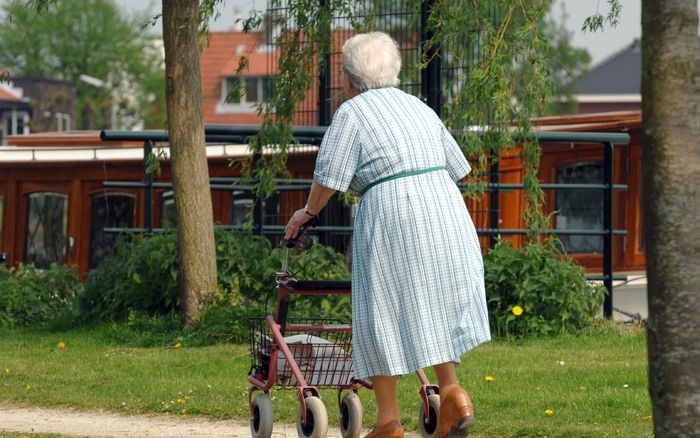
641, 0, 700, 434
21, 0, 219, 328
545, 4, 592, 114
0, 0, 164, 129
162, 0, 218, 328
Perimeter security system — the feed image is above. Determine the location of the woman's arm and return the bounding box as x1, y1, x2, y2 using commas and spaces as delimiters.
284, 180, 337, 240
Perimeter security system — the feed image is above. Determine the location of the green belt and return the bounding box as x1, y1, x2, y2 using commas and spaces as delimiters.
361, 166, 447, 196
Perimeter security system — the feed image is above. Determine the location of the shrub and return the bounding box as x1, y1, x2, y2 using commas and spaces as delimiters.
81, 229, 350, 342
0, 263, 81, 328
81, 231, 179, 320
483, 239, 606, 337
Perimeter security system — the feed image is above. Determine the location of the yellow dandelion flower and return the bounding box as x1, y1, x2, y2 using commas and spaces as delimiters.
57, 341, 66, 349
512, 305, 524, 316
643, 415, 652, 422
25, 384, 32, 390
544, 408, 554, 416
4, 368, 10, 374
484, 375, 495, 382
177, 398, 185, 404
174, 342, 182, 349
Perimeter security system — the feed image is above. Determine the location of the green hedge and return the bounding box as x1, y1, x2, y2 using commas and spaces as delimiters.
83, 231, 606, 343
0, 263, 81, 328
81, 229, 351, 343
484, 239, 606, 337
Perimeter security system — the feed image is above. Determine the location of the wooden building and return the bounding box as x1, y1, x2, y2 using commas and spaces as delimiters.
0, 110, 643, 277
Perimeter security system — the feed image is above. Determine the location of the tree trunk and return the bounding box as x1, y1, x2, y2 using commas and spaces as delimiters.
162, 0, 217, 329
642, 0, 700, 435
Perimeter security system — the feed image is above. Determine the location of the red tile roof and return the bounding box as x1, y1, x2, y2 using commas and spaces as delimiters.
0, 86, 22, 101
200, 31, 275, 124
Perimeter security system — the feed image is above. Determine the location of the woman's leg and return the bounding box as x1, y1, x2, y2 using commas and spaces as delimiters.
433, 362, 459, 388
432, 362, 475, 437
372, 375, 401, 426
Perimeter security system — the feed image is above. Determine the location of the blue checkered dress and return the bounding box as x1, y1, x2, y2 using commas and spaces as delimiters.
314, 87, 491, 378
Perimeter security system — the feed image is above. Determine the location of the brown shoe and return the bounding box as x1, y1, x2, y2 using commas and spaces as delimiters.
435, 385, 475, 438
364, 420, 404, 438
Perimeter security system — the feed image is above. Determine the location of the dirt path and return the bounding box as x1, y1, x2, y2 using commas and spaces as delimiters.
0, 406, 422, 437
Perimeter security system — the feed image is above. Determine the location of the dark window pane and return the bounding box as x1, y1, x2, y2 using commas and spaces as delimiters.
264, 192, 280, 225
638, 174, 645, 252
24, 192, 68, 268
0, 194, 3, 248
245, 78, 259, 102
231, 191, 254, 226
263, 76, 276, 100
88, 193, 135, 270
555, 162, 603, 254
161, 192, 177, 227
224, 78, 241, 103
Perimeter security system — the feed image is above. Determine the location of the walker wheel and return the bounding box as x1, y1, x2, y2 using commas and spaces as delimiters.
250, 392, 273, 438
340, 392, 363, 438
296, 396, 329, 438
419, 393, 441, 438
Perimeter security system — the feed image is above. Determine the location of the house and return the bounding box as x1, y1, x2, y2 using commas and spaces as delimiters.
200, 31, 277, 125
0, 110, 643, 278
0, 81, 32, 144
9, 77, 76, 133
200, 29, 352, 126
0, 131, 320, 274
575, 39, 641, 114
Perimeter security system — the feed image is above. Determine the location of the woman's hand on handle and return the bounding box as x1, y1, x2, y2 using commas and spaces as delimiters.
284, 208, 315, 240
283, 180, 337, 240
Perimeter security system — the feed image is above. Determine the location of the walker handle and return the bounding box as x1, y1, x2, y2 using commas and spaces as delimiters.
281, 216, 320, 249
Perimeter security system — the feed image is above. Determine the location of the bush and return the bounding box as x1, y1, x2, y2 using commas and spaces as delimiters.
0, 263, 81, 328
484, 239, 606, 337
81, 229, 350, 343
81, 231, 179, 319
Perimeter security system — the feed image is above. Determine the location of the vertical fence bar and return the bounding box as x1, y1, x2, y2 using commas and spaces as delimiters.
603, 142, 614, 318
489, 156, 500, 248
252, 152, 264, 235
318, 0, 331, 126
421, 0, 441, 115
143, 140, 153, 232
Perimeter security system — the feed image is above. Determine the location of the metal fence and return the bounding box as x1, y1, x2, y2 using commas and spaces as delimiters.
100, 128, 629, 317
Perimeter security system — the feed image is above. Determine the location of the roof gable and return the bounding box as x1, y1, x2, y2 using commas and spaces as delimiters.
0, 83, 24, 101
577, 39, 641, 95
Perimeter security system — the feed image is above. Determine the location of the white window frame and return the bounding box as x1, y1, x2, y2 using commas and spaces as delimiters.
216, 76, 274, 114
2, 110, 31, 136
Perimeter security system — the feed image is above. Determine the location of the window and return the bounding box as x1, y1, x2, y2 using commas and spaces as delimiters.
230, 191, 279, 227
161, 191, 177, 228
24, 192, 68, 268
89, 193, 135, 270
0, 193, 4, 251
637, 175, 645, 252
2, 110, 30, 136
222, 76, 276, 105
231, 191, 254, 226
555, 162, 604, 254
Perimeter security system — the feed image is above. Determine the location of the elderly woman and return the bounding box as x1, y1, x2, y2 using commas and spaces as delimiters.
284, 31, 490, 438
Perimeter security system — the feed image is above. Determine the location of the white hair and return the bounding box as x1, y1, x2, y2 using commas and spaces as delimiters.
342, 32, 401, 91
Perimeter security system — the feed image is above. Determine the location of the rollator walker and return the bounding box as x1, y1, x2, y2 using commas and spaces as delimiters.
246, 230, 443, 438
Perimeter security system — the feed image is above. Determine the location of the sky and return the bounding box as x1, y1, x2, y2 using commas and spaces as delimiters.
3, 0, 696, 67
109, 0, 647, 66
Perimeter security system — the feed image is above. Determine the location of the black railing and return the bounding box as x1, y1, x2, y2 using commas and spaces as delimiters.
101, 128, 629, 317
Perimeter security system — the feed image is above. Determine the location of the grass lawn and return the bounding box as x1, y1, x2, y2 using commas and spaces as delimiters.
0, 323, 651, 437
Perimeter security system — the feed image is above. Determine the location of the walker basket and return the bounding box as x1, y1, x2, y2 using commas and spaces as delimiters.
247, 317, 354, 388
